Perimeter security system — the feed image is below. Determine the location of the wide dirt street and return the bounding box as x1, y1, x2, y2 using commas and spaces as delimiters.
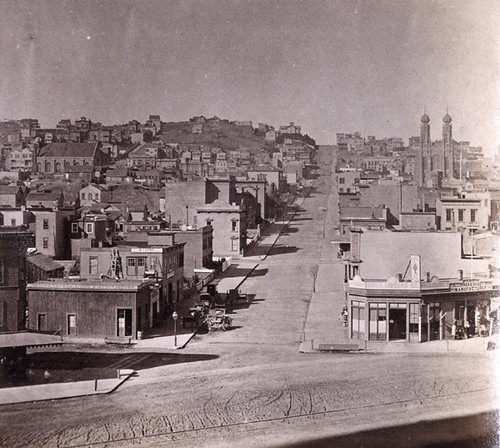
1, 147, 499, 448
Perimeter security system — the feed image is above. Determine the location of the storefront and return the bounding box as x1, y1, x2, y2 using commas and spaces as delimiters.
347, 276, 499, 343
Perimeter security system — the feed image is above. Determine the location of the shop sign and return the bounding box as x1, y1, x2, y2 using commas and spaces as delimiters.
449, 280, 492, 292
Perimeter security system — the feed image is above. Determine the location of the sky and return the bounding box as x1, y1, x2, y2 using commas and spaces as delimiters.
0, 0, 498, 153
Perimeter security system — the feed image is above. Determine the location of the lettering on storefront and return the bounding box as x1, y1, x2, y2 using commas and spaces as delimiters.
449, 280, 492, 292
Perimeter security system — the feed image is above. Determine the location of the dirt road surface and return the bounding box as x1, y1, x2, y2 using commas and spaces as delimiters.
1, 147, 499, 448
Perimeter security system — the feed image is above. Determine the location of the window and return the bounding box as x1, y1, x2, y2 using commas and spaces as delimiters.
126, 257, 146, 277
231, 238, 238, 251
37, 313, 47, 331
71, 222, 79, 233
369, 303, 387, 341
409, 303, 419, 334
458, 209, 465, 222
339, 177, 345, 184
43, 219, 49, 229
89, 257, 98, 275
445, 209, 453, 222
86, 222, 94, 234
231, 221, 237, 232
81, 193, 85, 200
67, 314, 76, 335
178, 253, 184, 268
351, 301, 365, 339
42, 237, 49, 249
470, 209, 477, 223
11, 219, 16, 226
0, 301, 6, 330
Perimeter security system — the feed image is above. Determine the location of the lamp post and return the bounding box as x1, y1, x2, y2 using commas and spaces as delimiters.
172, 311, 178, 346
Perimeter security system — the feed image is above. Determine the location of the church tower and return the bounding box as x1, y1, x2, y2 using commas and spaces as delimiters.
417, 112, 431, 187
442, 112, 454, 180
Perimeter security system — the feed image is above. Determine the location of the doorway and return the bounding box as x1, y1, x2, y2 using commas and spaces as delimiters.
117, 309, 132, 337
389, 308, 407, 340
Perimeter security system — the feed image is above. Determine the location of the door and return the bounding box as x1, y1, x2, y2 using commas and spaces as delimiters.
117, 309, 133, 337
37, 313, 47, 331
389, 308, 407, 340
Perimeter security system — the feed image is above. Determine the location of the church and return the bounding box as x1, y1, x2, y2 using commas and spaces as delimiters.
415, 111, 455, 188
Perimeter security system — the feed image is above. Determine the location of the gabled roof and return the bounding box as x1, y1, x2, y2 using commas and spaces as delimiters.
38, 142, 98, 158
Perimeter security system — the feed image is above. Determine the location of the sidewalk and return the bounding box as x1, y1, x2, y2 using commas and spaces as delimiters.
0, 370, 134, 405
0, 226, 283, 405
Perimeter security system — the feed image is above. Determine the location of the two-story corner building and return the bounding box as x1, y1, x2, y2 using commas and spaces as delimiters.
0, 230, 35, 332
36, 142, 108, 175
80, 243, 185, 319
79, 184, 111, 206
436, 195, 489, 232
27, 279, 158, 341
147, 225, 213, 280
347, 255, 500, 344
197, 201, 247, 258
32, 208, 74, 259
69, 211, 114, 259
337, 170, 361, 195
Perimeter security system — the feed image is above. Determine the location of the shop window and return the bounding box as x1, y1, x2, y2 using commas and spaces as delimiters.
409, 303, 419, 334
67, 314, 77, 335
351, 301, 365, 339
369, 303, 387, 341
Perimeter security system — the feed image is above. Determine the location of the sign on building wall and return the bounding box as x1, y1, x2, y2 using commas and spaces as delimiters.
410, 255, 421, 283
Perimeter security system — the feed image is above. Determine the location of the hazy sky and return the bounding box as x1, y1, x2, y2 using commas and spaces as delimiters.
0, 0, 498, 152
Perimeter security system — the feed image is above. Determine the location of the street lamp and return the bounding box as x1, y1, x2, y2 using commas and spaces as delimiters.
172, 311, 178, 346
